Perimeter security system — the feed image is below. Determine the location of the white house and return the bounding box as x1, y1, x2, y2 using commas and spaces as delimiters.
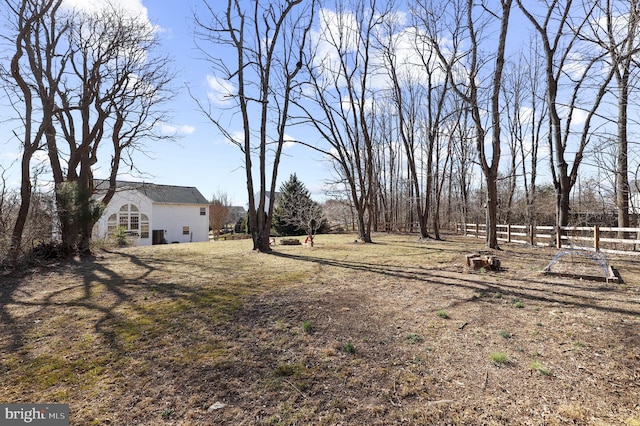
93, 181, 209, 246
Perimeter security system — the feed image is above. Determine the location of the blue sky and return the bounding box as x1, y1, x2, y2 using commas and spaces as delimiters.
0, 0, 333, 207
116, 0, 334, 206
1, 0, 619, 209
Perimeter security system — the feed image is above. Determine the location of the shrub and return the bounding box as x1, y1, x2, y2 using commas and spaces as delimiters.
436, 310, 449, 319
490, 352, 508, 365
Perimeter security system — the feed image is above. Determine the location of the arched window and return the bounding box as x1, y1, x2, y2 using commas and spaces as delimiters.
108, 204, 149, 239
140, 214, 149, 239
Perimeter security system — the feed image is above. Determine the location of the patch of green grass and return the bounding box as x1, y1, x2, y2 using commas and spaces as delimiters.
514, 301, 525, 309
498, 330, 512, 339
341, 341, 355, 354
436, 310, 449, 319
490, 352, 508, 365
160, 408, 174, 419
529, 360, 551, 376
302, 320, 314, 333
405, 333, 423, 344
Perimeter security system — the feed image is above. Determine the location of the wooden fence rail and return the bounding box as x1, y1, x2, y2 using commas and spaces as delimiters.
457, 223, 640, 256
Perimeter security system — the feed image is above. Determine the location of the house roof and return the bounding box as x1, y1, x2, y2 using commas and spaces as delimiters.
228, 206, 247, 222
95, 180, 209, 205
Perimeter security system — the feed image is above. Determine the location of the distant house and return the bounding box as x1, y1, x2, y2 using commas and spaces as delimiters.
254, 191, 281, 213
227, 206, 247, 227
93, 181, 209, 246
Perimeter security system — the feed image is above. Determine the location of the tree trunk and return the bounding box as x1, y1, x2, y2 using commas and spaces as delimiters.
616, 78, 630, 236
7, 150, 34, 265
357, 208, 372, 243
557, 173, 571, 227
485, 171, 500, 248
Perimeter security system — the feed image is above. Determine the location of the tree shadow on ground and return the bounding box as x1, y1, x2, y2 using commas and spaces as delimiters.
270, 251, 640, 319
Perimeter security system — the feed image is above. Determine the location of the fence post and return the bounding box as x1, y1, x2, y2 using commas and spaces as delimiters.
507, 224, 512, 243
556, 225, 562, 248
529, 225, 534, 246
594, 225, 600, 252
475, 223, 479, 238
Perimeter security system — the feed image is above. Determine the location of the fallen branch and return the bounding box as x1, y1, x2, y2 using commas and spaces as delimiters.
283, 379, 307, 399
427, 399, 455, 406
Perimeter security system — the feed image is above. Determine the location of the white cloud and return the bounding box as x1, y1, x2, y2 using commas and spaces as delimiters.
206, 75, 236, 105
157, 122, 196, 136
0, 151, 20, 163
283, 133, 295, 149
63, 0, 148, 18
61, 0, 161, 36
570, 108, 587, 126
557, 105, 587, 127
562, 52, 588, 79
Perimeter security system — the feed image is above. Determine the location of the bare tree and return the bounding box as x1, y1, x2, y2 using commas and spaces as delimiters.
322, 198, 354, 232
51, 4, 173, 253
419, 0, 513, 249
590, 0, 640, 233
378, 18, 439, 239
370, 106, 398, 232
298, 0, 394, 243
519, 38, 548, 229
0, 165, 17, 257
448, 99, 475, 225
2, 0, 173, 258
194, 0, 315, 252
1, 0, 63, 264
209, 192, 231, 235
500, 51, 548, 225
516, 0, 616, 230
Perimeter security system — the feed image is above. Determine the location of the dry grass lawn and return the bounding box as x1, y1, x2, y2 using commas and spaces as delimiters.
1, 233, 639, 425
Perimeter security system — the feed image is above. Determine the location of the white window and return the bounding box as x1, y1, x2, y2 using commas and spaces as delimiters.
200, 207, 206, 216
107, 214, 118, 235
111, 204, 149, 238
183, 226, 190, 235
140, 214, 149, 239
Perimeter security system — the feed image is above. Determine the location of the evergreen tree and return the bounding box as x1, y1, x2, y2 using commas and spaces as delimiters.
273, 174, 327, 237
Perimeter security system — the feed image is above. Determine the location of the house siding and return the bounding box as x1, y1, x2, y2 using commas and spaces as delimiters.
93, 183, 209, 246
152, 203, 209, 244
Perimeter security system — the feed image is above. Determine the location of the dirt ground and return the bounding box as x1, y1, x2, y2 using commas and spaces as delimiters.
1, 233, 639, 425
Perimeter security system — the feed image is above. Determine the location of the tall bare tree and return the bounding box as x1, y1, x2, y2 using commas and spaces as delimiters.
299, 0, 394, 243
589, 0, 640, 233
418, 0, 513, 248
516, 0, 616, 230
519, 38, 548, 228
2, 0, 173, 257
195, 0, 315, 252
379, 18, 441, 239
51, 4, 173, 253
1, 0, 64, 264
